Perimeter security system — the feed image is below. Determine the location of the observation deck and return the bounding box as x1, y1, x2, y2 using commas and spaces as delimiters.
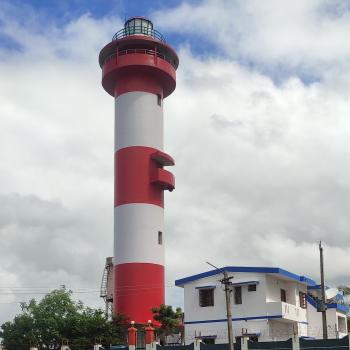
99, 17, 179, 98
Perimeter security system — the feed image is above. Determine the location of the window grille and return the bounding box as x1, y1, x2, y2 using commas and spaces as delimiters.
199, 288, 214, 307
281, 289, 287, 302
234, 286, 242, 304
299, 291, 307, 308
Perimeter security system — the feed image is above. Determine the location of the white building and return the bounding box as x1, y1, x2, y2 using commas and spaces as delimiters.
175, 266, 349, 344
307, 285, 348, 339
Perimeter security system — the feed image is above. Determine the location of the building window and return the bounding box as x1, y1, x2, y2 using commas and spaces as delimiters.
248, 284, 257, 292
234, 286, 242, 304
158, 231, 162, 245
281, 289, 287, 302
338, 316, 346, 333
157, 94, 162, 106
299, 291, 307, 309
199, 288, 214, 307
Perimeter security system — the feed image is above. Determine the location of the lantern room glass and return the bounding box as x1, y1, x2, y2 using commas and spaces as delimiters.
125, 18, 153, 36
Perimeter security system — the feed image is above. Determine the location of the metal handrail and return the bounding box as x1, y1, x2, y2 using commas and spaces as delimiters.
112, 26, 166, 42
103, 48, 176, 68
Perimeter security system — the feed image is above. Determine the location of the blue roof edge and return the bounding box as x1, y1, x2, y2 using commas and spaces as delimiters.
306, 294, 317, 308
327, 303, 349, 313
175, 266, 316, 287
306, 295, 349, 314
308, 284, 330, 290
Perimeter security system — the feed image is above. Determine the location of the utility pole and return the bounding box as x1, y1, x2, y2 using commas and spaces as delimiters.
319, 241, 328, 339
223, 270, 234, 350
206, 262, 234, 350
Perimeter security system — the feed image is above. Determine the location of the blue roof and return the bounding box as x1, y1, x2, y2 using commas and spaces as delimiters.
308, 284, 330, 290
175, 266, 317, 287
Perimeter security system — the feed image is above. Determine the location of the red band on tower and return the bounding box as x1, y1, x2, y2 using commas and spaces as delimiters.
115, 263, 164, 323
114, 146, 174, 207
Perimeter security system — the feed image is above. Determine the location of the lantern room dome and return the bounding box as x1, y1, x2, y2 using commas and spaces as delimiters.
112, 17, 165, 42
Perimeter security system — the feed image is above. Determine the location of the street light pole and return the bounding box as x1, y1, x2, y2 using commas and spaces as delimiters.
206, 262, 234, 350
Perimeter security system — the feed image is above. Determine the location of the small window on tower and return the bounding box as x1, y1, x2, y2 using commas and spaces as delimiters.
158, 231, 163, 245
157, 94, 162, 106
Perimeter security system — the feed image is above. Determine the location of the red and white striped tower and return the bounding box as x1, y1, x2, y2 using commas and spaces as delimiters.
99, 17, 179, 324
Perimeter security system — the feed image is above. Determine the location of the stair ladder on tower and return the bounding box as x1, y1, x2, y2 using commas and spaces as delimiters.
100, 257, 114, 318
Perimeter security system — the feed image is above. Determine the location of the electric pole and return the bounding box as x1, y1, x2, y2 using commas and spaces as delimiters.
319, 241, 328, 339
206, 262, 234, 350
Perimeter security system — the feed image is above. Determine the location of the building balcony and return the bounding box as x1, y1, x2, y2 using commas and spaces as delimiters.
267, 301, 307, 322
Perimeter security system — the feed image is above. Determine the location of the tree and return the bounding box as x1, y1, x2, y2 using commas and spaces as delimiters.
0, 287, 125, 350
151, 304, 183, 345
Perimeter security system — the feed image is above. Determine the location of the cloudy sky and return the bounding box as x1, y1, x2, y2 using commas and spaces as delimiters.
1, 0, 350, 324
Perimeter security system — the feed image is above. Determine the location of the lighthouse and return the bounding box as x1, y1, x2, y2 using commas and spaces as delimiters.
98, 17, 179, 323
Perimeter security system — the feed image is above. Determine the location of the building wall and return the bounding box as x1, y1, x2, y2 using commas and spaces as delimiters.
183, 319, 309, 344
183, 272, 309, 343
307, 302, 348, 339
184, 319, 271, 344
183, 272, 268, 324
337, 312, 347, 336
265, 275, 307, 304
268, 320, 295, 341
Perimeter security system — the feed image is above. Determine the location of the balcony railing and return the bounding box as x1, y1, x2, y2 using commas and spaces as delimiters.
102, 48, 176, 69
112, 26, 166, 42
267, 301, 307, 322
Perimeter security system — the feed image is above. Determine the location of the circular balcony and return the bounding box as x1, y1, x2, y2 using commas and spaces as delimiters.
112, 26, 165, 43
102, 48, 176, 69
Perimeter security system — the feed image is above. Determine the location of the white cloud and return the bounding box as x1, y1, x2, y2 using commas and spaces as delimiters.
155, 0, 350, 77
1, 0, 350, 324
165, 47, 350, 290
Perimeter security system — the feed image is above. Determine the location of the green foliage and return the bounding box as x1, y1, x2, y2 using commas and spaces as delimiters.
151, 304, 182, 334
0, 287, 125, 350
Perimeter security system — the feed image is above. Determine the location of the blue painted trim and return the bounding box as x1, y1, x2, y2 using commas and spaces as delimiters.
300, 276, 317, 286
195, 285, 216, 290
308, 284, 321, 290
306, 294, 317, 309
307, 284, 330, 290
184, 315, 283, 324
175, 266, 316, 286
232, 280, 259, 286
327, 303, 349, 313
